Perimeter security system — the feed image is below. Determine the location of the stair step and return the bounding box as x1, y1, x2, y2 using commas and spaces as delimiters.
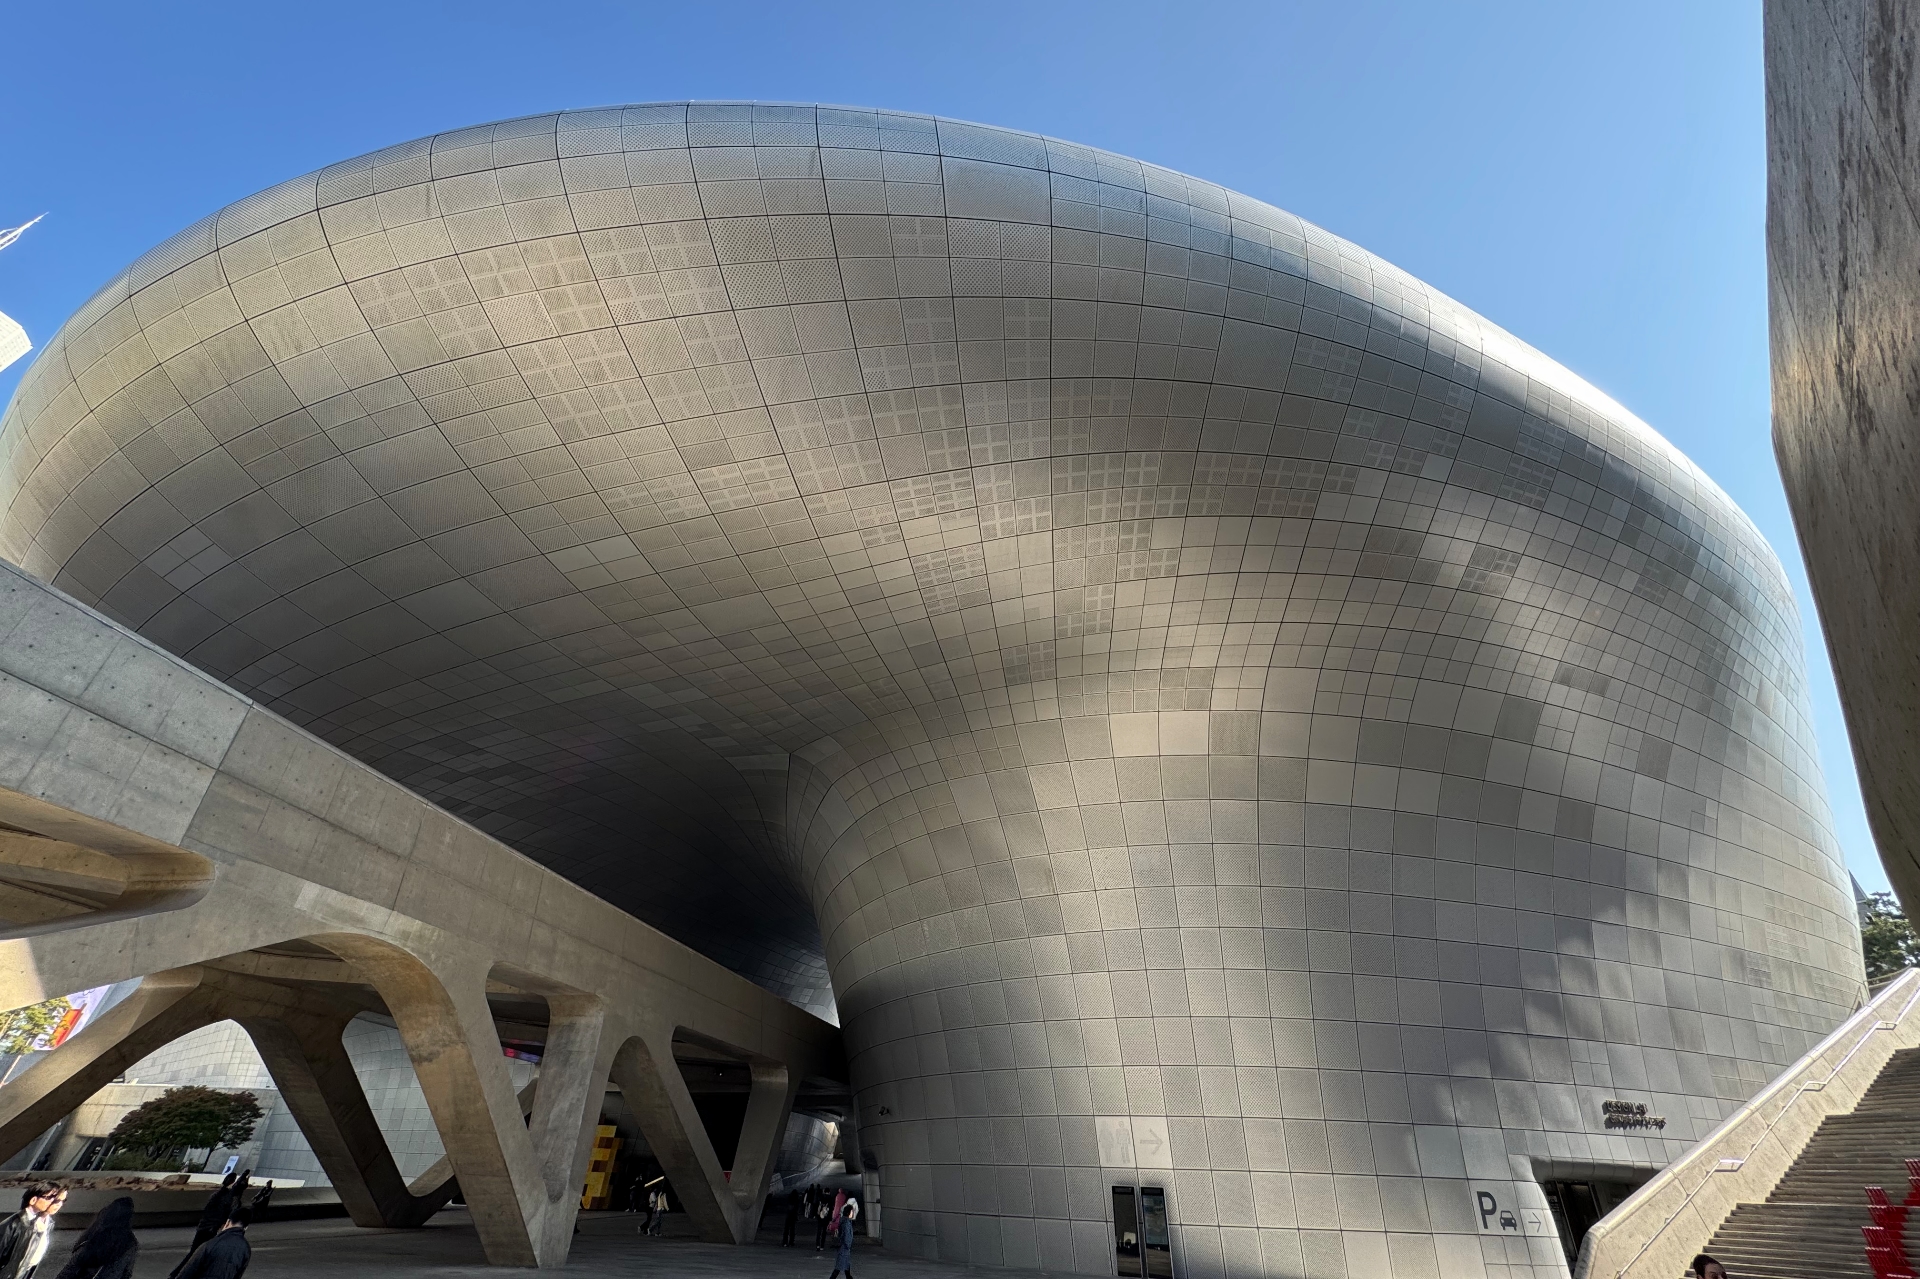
1698, 1048, 1920, 1277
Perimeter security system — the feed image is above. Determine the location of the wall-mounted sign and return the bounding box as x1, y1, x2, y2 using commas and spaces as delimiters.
1096, 1116, 1174, 1170
1601, 1100, 1666, 1130
1469, 1185, 1551, 1236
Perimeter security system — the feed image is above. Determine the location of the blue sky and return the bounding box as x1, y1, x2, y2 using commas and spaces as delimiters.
0, 1, 1884, 893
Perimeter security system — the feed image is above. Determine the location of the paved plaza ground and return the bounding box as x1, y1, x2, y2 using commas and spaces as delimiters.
39, 1209, 1062, 1279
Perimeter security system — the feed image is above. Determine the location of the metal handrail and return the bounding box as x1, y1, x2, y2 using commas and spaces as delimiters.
1609, 968, 1920, 1278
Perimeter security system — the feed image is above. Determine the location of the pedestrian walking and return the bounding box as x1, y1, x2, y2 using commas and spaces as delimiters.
814, 1195, 831, 1249
0, 1184, 66, 1279
617, 1171, 640, 1214
782, 1189, 802, 1246
827, 1199, 858, 1279
246, 1182, 273, 1216
170, 1174, 240, 1278
172, 1212, 249, 1279
53, 1196, 137, 1279
646, 1187, 667, 1236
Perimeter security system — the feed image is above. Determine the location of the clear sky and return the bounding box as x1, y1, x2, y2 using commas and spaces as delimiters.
0, 1, 1885, 894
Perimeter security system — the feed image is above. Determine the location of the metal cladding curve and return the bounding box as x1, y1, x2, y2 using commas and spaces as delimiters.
0, 103, 1863, 1276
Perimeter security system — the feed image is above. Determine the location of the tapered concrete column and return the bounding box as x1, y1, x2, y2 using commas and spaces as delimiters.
329, 939, 607, 1267
401, 1076, 541, 1203
611, 1030, 800, 1244
520, 992, 618, 1261
730, 1060, 804, 1231
241, 1009, 451, 1227
611, 1032, 732, 1242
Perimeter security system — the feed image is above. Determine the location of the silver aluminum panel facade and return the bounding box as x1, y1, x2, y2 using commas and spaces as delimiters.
0, 104, 1863, 1278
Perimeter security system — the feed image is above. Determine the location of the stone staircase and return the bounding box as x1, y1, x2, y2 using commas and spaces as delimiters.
1695, 1046, 1920, 1277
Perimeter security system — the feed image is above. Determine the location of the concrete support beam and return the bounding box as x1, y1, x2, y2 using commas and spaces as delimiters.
0, 556, 840, 1267
241, 1009, 442, 1228
609, 1031, 799, 1245
730, 1061, 803, 1230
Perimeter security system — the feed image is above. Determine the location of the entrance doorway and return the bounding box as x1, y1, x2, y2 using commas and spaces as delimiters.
1541, 1179, 1640, 1267
1110, 1184, 1172, 1278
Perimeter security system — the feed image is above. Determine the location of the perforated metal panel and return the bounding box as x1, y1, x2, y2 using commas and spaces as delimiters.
0, 104, 1863, 1278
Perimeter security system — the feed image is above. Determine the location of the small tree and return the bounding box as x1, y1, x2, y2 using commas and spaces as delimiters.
106, 1085, 263, 1170
1862, 891, 1920, 982
0, 997, 72, 1057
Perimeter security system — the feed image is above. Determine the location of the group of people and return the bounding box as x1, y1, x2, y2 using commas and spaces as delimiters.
0, 1167, 272, 1279
637, 1184, 668, 1236
616, 1174, 671, 1235
779, 1184, 859, 1277
0, 1185, 141, 1279
168, 1168, 273, 1279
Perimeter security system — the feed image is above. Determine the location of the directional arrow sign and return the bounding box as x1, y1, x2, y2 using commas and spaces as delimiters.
1133, 1118, 1172, 1169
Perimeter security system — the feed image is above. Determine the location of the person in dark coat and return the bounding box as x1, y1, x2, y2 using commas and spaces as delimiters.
53, 1196, 137, 1279
245, 1182, 273, 1216
827, 1199, 857, 1279
782, 1190, 802, 1246
173, 1212, 249, 1279
169, 1174, 238, 1278
0, 1184, 66, 1279
813, 1193, 831, 1250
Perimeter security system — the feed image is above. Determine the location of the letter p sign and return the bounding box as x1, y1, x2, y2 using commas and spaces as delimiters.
1477, 1190, 1497, 1230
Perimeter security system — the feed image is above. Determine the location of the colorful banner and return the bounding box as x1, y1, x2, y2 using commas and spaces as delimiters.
35, 986, 112, 1050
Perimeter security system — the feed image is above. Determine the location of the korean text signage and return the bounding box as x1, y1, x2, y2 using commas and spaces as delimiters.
1601, 1100, 1666, 1131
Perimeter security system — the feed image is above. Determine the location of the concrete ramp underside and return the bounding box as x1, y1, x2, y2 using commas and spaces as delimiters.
0, 560, 842, 1266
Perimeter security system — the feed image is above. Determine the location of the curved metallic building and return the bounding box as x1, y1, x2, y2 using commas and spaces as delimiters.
0, 104, 1862, 1276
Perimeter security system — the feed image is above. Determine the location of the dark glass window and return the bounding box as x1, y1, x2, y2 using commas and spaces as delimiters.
1140, 1186, 1173, 1278
1112, 1186, 1141, 1277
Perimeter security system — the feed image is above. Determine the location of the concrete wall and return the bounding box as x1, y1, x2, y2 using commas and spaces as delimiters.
1767, 0, 1920, 914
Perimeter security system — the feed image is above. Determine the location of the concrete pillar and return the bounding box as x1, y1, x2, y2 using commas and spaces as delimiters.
239, 1009, 450, 1227
401, 1075, 541, 1203
730, 1061, 803, 1235
611, 1031, 733, 1242
327, 939, 608, 1267
609, 1031, 800, 1244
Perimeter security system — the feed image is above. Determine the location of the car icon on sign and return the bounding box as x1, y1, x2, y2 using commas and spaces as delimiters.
1499, 1211, 1518, 1230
